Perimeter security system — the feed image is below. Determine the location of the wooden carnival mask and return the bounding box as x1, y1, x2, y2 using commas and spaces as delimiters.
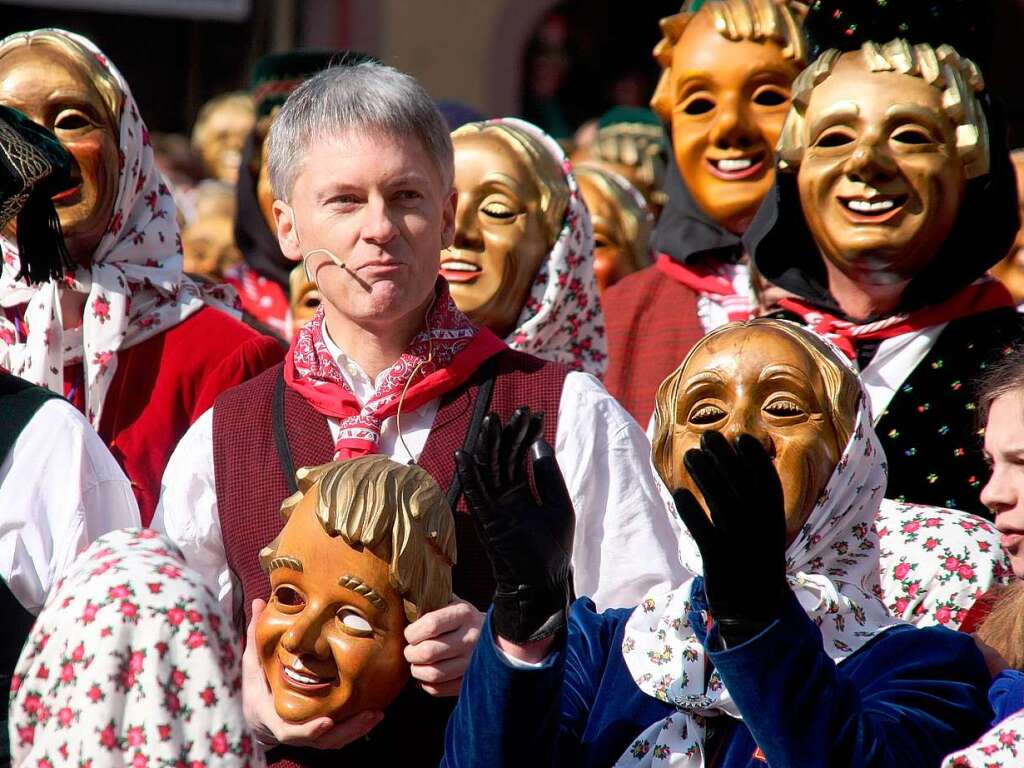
444, 122, 568, 338
289, 262, 321, 335
651, 0, 806, 234
182, 214, 242, 280
255, 457, 456, 723
778, 40, 987, 287
574, 163, 652, 295
652, 320, 859, 542
0, 33, 121, 264
192, 92, 254, 185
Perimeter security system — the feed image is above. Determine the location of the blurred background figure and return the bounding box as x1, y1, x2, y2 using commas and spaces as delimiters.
990, 148, 1024, 307
574, 162, 653, 296
151, 131, 205, 227
570, 106, 668, 217
191, 90, 254, 186
183, 181, 242, 281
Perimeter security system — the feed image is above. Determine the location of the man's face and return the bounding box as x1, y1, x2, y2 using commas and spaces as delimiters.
0, 45, 119, 264
668, 325, 842, 543
274, 129, 454, 334
255, 490, 409, 723
981, 390, 1024, 578
667, 11, 799, 234
442, 131, 555, 337
797, 52, 966, 286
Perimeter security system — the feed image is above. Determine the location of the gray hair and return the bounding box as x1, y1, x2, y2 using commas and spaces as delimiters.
267, 60, 454, 201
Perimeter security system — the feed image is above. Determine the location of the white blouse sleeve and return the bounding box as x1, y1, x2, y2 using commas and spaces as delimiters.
153, 408, 235, 619
555, 372, 689, 611
0, 398, 140, 613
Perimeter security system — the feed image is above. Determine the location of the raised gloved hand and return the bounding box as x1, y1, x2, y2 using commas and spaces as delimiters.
455, 407, 575, 644
673, 431, 789, 645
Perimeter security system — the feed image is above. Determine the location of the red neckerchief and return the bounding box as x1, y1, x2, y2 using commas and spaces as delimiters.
778, 279, 1015, 360
656, 253, 753, 323
284, 283, 506, 460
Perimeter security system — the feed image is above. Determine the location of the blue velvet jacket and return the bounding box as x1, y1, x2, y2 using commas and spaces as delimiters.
442, 584, 992, 767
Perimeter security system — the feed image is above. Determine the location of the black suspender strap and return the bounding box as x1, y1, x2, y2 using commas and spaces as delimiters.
272, 371, 299, 495
445, 357, 498, 510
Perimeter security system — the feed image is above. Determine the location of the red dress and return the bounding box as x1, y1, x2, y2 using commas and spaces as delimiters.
602, 266, 704, 427
67, 306, 284, 524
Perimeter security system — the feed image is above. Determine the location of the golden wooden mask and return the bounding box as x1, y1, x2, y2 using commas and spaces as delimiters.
444, 121, 568, 338
652, 319, 859, 543
650, 0, 806, 234
289, 262, 321, 335
780, 41, 984, 287
256, 457, 456, 723
990, 150, 1024, 303
182, 214, 241, 280
0, 33, 122, 264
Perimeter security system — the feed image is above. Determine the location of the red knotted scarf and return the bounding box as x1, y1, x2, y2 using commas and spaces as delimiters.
778, 279, 1015, 359
656, 253, 753, 323
284, 283, 506, 460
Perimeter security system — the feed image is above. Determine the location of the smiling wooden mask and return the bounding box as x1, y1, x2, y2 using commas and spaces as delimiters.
255, 457, 456, 723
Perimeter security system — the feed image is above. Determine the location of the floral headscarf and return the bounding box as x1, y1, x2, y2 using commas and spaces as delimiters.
489, 118, 606, 376
619, 322, 1010, 767
0, 30, 239, 427
9, 528, 262, 768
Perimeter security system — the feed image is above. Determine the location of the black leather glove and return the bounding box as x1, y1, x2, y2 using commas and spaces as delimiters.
673, 431, 789, 646
455, 407, 575, 644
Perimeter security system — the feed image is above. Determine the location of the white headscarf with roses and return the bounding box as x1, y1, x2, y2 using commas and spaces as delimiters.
0, 29, 239, 427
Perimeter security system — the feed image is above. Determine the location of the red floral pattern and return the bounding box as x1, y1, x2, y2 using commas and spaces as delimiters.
875, 503, 1011, 629
10, 529, 262, 767
0, 30, 241, 429
943, 716, 1024, 767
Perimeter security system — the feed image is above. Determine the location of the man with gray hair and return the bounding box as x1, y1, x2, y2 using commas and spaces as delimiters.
156, 60, 687, 764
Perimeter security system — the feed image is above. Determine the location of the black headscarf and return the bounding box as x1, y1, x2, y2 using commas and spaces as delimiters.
0, 105, 73, 285
650, 156, 744, 267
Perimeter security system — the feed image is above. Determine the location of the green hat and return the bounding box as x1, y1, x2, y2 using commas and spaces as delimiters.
0, 105, 73, 284
250, 50, 376, 118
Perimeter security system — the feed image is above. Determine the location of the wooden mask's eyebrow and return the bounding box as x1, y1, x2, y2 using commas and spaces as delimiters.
338, 575, 386, 610
268, 555, 304, 573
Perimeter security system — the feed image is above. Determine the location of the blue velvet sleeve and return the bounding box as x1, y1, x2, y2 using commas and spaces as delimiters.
989, 669, 1024, 725
708, 591, 992, 768
441, 598, 625, 767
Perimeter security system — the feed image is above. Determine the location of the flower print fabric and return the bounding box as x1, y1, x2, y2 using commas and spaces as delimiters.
875, 502, 1011, 630
0, 29, 240, 428
617, 389, 901, 768
9, 528, 263, 768
942, 712, 1024, 768
488, 118, 607, 377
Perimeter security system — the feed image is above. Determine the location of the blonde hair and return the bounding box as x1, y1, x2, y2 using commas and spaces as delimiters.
651, 319, 860, 489
451, 121, 569, 245
260, 456, 456, 622
651, 0, 808, 122
191, 91, 254, 150
777, 39, 989, 179
0, 31, 122, 130
977, 582, 1024, 670
574, 162, 652, 272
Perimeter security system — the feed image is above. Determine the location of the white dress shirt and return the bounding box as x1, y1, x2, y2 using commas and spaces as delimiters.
154, 339, 688, 616
0, 398, 141, 613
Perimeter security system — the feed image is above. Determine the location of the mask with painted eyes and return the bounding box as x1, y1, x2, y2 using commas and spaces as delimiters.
653, 321, 855, 543
255, 457, 455, 723
443, 123, 568, 338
